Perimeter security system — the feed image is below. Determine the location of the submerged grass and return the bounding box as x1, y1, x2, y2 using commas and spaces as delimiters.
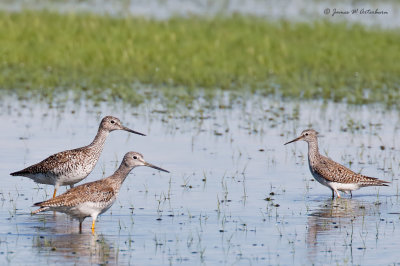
0, 11, 399, 105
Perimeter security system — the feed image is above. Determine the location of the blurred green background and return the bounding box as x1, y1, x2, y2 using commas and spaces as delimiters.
0, 1, 399, 106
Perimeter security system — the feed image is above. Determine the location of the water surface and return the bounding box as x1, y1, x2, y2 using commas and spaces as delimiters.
0, 96, 399, 264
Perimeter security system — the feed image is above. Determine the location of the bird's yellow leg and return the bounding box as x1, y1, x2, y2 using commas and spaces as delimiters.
335, 190, 341, 198
91, 220, 96, 234
52, 188, 58, 215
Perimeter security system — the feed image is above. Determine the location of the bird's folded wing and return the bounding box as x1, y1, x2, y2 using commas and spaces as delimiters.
14, 148, 85, 175
313, 156, 359, 183
36, 181, 115, 207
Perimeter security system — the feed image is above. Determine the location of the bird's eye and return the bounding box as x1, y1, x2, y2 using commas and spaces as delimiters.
305, 133, 309, 136
111, 120, 115, 124
133, 156, 138, 160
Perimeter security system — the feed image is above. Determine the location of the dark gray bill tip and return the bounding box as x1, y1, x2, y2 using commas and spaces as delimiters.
146, 163, 170, 173
123, 126, 146, 136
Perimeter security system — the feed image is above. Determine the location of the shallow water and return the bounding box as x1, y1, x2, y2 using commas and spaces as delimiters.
0, 95, 399, 264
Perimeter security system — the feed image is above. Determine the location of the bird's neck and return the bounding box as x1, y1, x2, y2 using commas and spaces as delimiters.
307, 139, 320, 165
108, 163, 133, 190
89, 127, 109, 151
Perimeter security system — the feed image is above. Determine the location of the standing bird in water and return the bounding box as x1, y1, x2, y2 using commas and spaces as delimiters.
284, 129, 389, 198
32, 152, 169, 234
10, 116, 145, 198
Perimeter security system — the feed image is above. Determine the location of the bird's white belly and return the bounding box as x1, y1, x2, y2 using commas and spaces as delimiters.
26, 162, 95, 186
329, 182, 360, 193
56, 163, 95, 186
55, 201, 113, 219
76, 202, 106, 217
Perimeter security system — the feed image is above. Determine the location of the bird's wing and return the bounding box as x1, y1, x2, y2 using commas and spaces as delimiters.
314, 155, 389, 186
313, 155, 361, 183
34, 180, 115, 207
12, 147, 87, 176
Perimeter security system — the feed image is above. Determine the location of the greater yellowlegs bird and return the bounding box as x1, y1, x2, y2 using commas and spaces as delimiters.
284, 129, 389, 198
11, 116, 145, 198
32, 151, 169, 234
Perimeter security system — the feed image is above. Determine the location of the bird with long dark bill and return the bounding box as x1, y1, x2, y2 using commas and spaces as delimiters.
285, 129, 389, 198
32, 151, 169, 234
11, 116, 145, 198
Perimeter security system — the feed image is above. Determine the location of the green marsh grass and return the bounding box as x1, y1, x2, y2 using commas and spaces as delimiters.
0, 11, 399, 105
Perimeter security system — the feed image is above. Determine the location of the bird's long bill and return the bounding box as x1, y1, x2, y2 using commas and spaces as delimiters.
145, 162, 170, 173
284, 135, 303, 145
122, 126, 146, 136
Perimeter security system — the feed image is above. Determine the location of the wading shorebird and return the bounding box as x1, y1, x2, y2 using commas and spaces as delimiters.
284, 129, 389, 198
32, 152, 169, 234
10, 116, 145, 198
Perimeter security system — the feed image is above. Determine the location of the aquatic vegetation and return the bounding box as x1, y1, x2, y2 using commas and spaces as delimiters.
1, 96, 400, 264
0, 11, 399, 106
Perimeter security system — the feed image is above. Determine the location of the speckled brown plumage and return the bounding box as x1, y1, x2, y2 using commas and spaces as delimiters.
285, 129, 390, 198
312, 154, 389, 186
32, 151, 169, 234
33, 180, 116, 211
11, 116, 145, 198
11, 146, 99, 181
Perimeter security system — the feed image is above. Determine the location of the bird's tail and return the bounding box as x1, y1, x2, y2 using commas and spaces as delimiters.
360, 176, 390, 187
31, 201, 50, 215
31, 206, 49, 215
10, 171, 23, 176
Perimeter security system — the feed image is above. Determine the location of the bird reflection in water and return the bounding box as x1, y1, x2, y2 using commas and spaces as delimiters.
306, 198, 381, 265
32, 214, 117, 264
